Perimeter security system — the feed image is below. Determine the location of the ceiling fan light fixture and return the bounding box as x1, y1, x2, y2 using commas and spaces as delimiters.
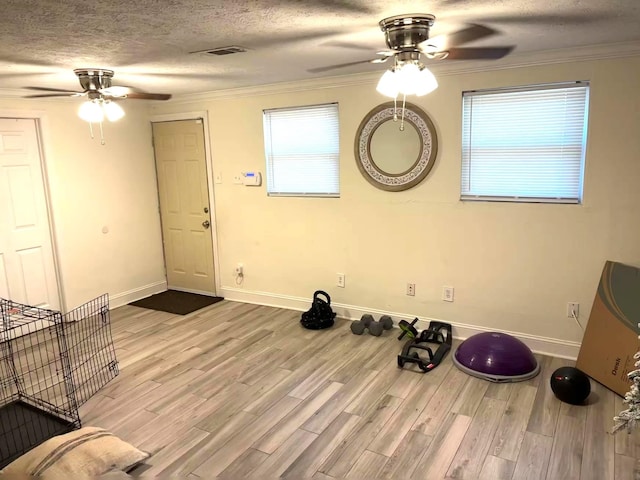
376, 69, 400, 98
103, 100, 125, 122
78, 100, 104, 123
376, 61, 438, 99
413, 65, 438, 96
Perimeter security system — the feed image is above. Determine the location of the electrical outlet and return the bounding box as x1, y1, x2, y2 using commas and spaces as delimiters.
235, 263, 243, 275
442, 286, 454, 302
406, 283, 415, 296
567, 302, 579, 318
233, 174, 243, 184
337, 273, 345, 288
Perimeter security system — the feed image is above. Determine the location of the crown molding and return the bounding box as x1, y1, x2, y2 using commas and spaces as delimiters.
168, 40, 640, 104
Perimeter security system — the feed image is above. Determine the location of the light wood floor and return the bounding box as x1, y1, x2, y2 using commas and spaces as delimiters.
79, 300, 640, 479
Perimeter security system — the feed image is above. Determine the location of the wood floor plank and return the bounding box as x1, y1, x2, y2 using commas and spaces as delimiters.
329, 335, 388, 384
253, 381, 343, 454
279, 327, 349, 372
527, 356, 564, 436
241, 359, 320, 416
411, 366, 468, 436
281, 412, 361, 479
512, 431, 553, 480
302, 369, 378, 434
288, 346, 361, 400
191, 395, 302, 477
368, 377, 438, 457
195, 368, 291, 434
139, 427, 210, 476
251, 429, 318, 478
385, 369, 423, 399
343, 364, 403, 416
581, 381, 616, 480
320, 394, 404, 478
345, 450, 388, 479
312, 473, 336, 480
546, 413, 586, 480
447, 397, 507, 479
451, 375, 490, 417
156, 411, 259, 476
412, 413, 473, 480
378, 430, 433, 480
485, 381, 514, 401
479, 455, 516, 480
85, 380, 162, 428
217, 448, 269, 479
490, 383, 538, 461
132, 397, 210, 452
614, 454, 640, 480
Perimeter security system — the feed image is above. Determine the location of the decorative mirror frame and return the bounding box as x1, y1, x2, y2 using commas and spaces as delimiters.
354, 101, 438, 191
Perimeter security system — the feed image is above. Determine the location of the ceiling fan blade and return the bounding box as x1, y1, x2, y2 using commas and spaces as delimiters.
440, 46, 514, 60
124, 92, 172, 100
24, 93, 79, 98
99, 86, 142, 97
308, 58, 385, 73
323, 40, 379, 52
24, 86, 84, 94
422, 24, 497, 51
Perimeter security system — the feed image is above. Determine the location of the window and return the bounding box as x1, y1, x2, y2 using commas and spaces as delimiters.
263, 103, 340, 197
461, 82, 589, 203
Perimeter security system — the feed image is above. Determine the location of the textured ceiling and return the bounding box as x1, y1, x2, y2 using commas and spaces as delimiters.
1, 0, 640, 97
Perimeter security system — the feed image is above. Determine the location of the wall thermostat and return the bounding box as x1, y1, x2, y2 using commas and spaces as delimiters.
242, 171, 262, 186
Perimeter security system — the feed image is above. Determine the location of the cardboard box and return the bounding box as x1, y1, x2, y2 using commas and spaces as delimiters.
576, 261, 640, 397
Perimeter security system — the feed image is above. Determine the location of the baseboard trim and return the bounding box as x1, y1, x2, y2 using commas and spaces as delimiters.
220, 286, 581, 360
110, 281, 167, 308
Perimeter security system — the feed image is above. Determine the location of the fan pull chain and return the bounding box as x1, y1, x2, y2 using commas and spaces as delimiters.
86, 121, 107, 145
400, 94, 407, 131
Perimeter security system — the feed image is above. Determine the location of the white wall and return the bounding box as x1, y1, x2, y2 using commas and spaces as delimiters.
0, 98, 166, 309
151, 55, 640, 353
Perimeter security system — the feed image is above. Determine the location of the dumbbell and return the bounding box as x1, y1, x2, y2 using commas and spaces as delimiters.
351, 314, 374, 335
368, 315, 394, 336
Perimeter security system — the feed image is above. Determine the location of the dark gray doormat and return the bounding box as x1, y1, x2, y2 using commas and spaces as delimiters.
129, 290, 224, 315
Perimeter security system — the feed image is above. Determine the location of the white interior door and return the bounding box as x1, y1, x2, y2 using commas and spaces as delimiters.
152, 119, 216, 295
0, 118, 60, 310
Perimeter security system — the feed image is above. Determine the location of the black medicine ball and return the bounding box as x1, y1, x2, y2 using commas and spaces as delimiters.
550, 366, 591, 405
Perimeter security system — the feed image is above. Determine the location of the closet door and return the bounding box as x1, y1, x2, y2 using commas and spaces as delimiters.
0, 118, 59, 309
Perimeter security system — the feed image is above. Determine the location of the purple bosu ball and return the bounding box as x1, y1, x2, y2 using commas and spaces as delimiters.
453, 332, 540, 382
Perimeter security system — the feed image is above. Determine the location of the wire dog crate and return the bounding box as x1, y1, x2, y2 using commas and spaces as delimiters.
0, 294, 118, 468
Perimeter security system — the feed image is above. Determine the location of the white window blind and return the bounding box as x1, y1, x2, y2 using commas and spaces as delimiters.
461, 83, 589, 203
263, 103, 340, 196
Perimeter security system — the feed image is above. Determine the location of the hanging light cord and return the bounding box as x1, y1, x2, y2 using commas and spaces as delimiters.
87, 122, 106, 145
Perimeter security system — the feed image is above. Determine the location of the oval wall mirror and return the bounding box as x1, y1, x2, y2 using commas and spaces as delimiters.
354, 101, 438, 191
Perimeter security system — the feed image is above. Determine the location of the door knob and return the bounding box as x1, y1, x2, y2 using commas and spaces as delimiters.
202, 220, 210, 229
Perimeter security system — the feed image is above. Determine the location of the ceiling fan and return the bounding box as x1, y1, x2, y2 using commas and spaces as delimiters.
310, 14, 514, 73
23, 68, 172, 145
24, 68, 172, 101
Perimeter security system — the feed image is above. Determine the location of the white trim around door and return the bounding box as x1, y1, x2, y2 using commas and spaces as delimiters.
0, 109, 65, 312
